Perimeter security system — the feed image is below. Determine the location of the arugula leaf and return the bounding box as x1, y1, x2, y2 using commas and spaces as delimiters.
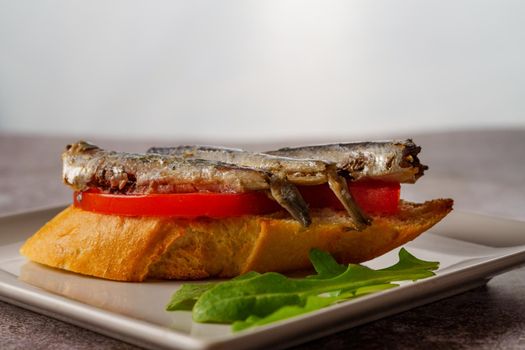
232, 295, 340, 332
307, 249, 346, 279
166, 248, 438, 331
166, 283, 216, 311
232, 283, 397, 331
166, 271, 260, 311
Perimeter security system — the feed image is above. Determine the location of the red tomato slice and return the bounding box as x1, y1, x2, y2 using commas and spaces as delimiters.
300, 180, 401, 215
73, 180, 400, 218
73, 191, 281, 218
349, 180, 400, 215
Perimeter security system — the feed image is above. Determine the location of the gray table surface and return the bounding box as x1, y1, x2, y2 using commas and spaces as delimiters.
1, 129, 525, 349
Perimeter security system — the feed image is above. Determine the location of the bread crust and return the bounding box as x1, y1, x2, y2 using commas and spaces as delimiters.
20, 199, 453, 281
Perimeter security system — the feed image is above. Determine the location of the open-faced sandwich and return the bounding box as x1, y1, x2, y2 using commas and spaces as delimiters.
20, 140, 453, 281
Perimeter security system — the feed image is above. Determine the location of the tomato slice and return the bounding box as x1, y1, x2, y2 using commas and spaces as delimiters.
73, 180, 400, 218
349, 180, 400, 215
300, 180, 401, 215
73, 191, 281, 218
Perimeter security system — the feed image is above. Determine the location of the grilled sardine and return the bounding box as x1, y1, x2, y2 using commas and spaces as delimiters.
266, 139, 427, 183
63, 141, 311, 226
147, 145, 370, 229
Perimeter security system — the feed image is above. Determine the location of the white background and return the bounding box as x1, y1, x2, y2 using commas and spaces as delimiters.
0, 0, 523, 141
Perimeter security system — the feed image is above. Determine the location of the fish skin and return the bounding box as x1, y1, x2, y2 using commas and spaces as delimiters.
265, 139, 427, 184
326, 170, 370, 230
63, 141, 270, 194
62, 141, 312, 226
147, 145, 370, 229
269, 176, 312, 227
147, 145, 329, 185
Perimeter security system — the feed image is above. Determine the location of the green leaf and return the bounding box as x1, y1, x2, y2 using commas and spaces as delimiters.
232, 283, 397, 332
234, 271, 262, 281
192, 272, 308, 322
191, 248, 438, 323
166, 248, 439, 331
307, 248, 346, 279
380, 248, 439, 278
350, 282, 398, 297
232, 295, 339, 331
166, 271, 260, 311
166, 283, 216, 311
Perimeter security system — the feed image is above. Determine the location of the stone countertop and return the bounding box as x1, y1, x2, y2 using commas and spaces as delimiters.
1, 129, 525, 349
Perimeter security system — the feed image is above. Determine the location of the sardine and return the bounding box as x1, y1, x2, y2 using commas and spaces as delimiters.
62, 141, 311, 226
147, 145, 330, 185
265, 139, 427, 184
147, 146, 370, 229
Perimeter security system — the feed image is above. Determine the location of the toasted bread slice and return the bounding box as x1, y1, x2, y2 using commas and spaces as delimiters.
20, 199, 453, 281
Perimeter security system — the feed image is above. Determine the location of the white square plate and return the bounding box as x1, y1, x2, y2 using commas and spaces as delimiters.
1, 207, 524, 350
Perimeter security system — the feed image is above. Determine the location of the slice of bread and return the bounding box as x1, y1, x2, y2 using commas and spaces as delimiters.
20, 199, 453, 281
